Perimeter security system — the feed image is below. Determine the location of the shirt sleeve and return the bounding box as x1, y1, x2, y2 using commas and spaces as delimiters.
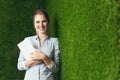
47, 38, 60, 73
17, 51, 29, 70
47, 60, 55, 69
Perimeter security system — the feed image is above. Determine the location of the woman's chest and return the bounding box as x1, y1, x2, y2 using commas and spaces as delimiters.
37, 40, 54, 59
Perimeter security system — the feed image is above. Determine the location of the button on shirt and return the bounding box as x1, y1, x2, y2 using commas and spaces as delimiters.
17, 35, 60, 80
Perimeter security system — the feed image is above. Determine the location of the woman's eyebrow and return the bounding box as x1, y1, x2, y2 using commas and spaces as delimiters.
36, 21, 40, 23
43, 20, 47, 21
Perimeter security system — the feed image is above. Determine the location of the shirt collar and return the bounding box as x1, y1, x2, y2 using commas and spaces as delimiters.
35, 35, 49, 40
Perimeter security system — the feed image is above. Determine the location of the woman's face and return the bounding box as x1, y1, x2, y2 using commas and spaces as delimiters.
34, 14, 48, 35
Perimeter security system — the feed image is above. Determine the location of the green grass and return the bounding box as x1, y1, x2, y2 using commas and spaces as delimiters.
118, 0, 120, 79
0, 0, 41, 80
0, 0, 119, 80
46, 0, 119, 80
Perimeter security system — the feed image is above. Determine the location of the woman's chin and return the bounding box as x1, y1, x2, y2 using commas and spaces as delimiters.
38, 30, 46, 34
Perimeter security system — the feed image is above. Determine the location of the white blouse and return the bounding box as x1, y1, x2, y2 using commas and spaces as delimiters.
17, 35, 60, 80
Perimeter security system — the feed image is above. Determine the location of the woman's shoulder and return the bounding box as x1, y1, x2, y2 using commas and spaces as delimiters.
49, 37, 58, 40
25, 35, 37, 40
49, 37, 59, 43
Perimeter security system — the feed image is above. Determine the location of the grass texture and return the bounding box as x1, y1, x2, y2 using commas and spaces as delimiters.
0, 0, 41, 80
0, 0, 119, 80
45, 0, 119, 80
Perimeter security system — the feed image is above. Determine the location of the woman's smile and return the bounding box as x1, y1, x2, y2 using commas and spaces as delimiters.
34, 14, 48, 34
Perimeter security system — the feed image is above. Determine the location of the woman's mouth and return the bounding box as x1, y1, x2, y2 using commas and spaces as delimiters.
38, 27, 44, 31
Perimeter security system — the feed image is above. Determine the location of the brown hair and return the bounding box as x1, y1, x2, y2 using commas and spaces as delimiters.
33, 9, 49, 23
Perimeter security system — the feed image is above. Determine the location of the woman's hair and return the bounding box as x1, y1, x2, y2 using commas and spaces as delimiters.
33, 9, 49, 23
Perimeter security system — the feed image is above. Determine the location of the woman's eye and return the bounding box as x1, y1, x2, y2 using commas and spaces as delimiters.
43, 20, 47, 22
36, 21, 40, 23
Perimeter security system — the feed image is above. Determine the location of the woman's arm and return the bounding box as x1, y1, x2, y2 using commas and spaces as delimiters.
17, 52, 29, 70
17, 52, 41, 71
30, 38, 60, 73
47, 38, 60, 73
24, 59, 41, 68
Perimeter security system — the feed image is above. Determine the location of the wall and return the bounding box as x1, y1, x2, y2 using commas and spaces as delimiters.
0, 0, 41, 80
46, 0, 119, 80
0, 0, 119, 80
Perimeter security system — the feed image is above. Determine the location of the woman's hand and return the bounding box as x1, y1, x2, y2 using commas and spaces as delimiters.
30, 49, 51, 66
30, 49, 46, 61
25, 58, 41, 67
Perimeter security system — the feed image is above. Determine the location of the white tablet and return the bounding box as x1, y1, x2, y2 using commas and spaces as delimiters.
17, 38, 34, 59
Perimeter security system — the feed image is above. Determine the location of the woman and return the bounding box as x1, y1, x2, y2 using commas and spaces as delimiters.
17, 9, 60, 80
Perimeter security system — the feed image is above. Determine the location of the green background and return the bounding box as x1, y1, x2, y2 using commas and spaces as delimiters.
0, 0, 119, 80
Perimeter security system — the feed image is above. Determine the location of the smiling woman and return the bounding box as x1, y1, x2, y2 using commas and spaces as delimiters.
33, 9, 49, 37
33, 9, 49, 46
17, 9, 60, 80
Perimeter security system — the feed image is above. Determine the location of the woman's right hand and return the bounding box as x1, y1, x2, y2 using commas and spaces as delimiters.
25, 59, 41, 67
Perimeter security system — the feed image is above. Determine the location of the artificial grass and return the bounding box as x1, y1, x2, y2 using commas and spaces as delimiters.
0, 0, 119, 80
0, 0, 41, 80
46, 0, 119, 80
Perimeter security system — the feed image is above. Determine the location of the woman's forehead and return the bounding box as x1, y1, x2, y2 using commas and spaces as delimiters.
34, 14, 47, 20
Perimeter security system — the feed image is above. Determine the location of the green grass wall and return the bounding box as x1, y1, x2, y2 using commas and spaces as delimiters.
0, 0, 119, 80
45, 0, 119, 80
118, 0, 120, 79
0, 0, 42, 80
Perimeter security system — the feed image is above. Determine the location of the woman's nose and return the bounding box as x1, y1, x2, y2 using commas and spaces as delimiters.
39, 22, 43, 27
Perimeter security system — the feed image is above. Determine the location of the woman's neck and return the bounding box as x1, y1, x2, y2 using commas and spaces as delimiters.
38, 33, 48, 46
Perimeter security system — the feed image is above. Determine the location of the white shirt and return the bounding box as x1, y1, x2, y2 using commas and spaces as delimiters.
17, 35, 60, 80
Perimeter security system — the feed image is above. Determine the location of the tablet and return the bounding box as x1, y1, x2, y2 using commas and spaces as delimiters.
17, 38, 34, 59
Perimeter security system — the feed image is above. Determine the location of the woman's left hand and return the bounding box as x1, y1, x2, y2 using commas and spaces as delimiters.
30, 48, 51, 66
30, 49, 46, 61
